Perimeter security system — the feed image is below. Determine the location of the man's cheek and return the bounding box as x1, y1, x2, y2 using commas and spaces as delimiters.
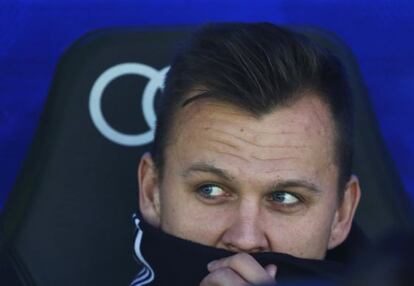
160, 198, 205, 237
264, 215, 327, 257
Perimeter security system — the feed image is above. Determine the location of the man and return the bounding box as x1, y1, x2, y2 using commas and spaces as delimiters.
131, 23, 361, 286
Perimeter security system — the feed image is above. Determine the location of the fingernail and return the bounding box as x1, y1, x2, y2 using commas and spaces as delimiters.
266, 264, 277, 279
271, 265, 277, 278
207, 260, 217, 270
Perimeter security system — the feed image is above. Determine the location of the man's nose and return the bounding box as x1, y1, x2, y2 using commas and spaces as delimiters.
220, 201, 269, 253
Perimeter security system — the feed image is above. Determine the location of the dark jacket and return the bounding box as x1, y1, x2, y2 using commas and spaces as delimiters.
130, 215, 370, 286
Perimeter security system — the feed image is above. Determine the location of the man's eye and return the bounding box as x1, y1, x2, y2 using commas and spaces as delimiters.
269, 192, 299, 205
197, 184, 226, 199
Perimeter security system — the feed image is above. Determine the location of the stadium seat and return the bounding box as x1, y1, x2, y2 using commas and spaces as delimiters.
0, 26, 412, 286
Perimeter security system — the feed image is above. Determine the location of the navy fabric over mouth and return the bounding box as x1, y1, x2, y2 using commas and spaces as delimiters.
132, 216, 358, 286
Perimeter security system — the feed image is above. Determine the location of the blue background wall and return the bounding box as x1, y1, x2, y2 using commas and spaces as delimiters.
1, 0, 413, 209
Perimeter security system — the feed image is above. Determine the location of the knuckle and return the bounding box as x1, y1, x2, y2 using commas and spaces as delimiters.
215, 267, 234, 277
236, 252, 250, 261
231, 252, 252, 267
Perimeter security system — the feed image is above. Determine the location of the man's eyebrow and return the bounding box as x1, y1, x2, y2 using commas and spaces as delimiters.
269, 180, 322, 193
181, 164, 321, 193
181, 162, 233, 181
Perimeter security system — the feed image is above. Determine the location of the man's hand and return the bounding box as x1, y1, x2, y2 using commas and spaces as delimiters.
200, 253, 277, 286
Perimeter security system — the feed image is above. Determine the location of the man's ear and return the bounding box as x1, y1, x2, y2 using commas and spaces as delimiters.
328, 175, 361, 249
138, 152, 161, 228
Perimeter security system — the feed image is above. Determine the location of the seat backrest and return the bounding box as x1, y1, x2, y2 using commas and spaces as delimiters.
298, 26, 413, 238
1, 27, 412, 286
293, 27, 414, 237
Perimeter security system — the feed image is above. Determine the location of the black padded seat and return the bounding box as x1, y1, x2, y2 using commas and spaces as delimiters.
0, 26, 412, 286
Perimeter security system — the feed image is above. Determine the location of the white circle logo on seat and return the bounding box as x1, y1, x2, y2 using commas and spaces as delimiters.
89, 63, 169, 146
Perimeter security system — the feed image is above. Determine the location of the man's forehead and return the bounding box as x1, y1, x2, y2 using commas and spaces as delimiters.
171, 95, 334, 173
174, 94, 334, 138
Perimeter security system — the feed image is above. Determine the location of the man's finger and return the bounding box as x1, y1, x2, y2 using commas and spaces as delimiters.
200, 267, 248, 286
265, 264, 277, 280
207, 253, 275, 284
